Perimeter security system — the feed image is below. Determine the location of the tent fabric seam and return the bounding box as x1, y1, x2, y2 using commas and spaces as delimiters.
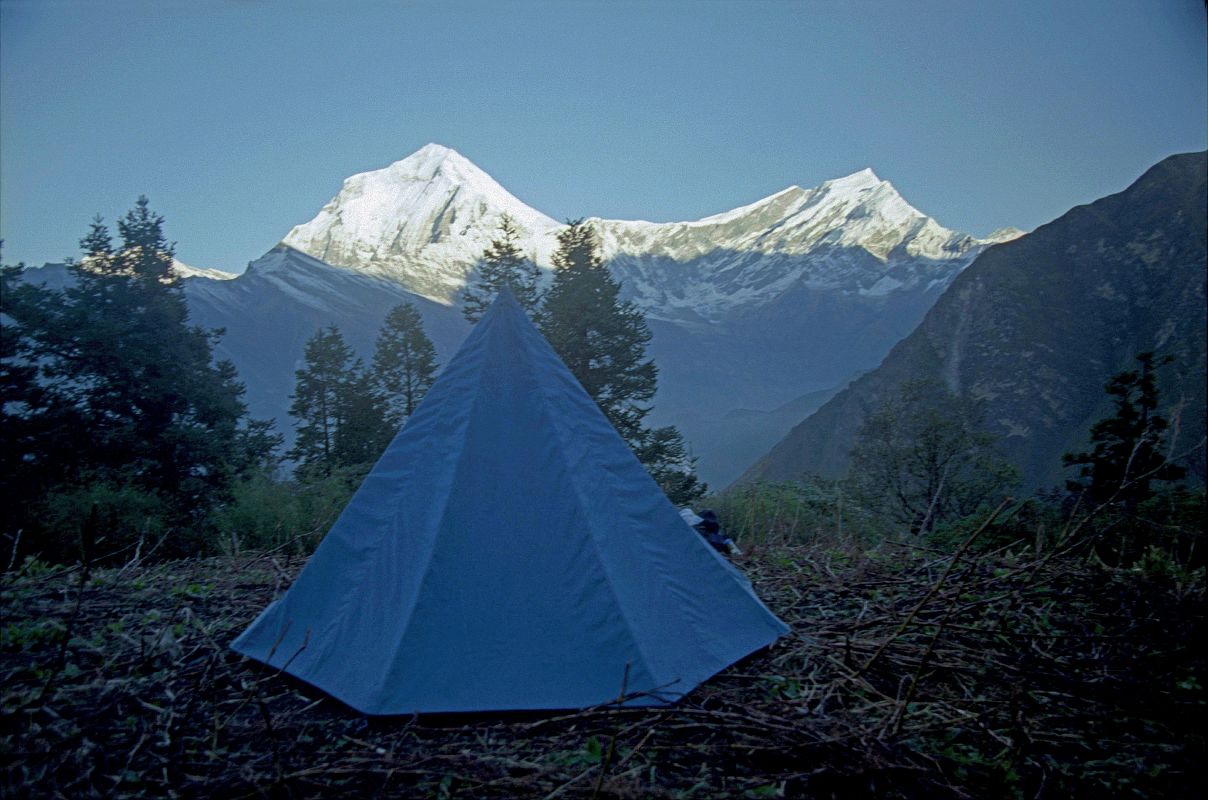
526, 340, 662, 697
368, 334, 491, 707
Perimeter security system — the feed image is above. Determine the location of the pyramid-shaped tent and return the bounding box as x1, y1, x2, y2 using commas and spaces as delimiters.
232, 290, 788, 714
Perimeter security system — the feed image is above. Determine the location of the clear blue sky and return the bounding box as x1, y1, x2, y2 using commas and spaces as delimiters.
2, 0, 1205, 274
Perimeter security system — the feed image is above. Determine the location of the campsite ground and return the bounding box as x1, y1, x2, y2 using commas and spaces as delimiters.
2, 537, 1204, 799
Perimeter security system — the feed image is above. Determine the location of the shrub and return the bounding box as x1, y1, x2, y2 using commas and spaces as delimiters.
28, 481, 171, 564
709, 477, 876, 548
207, 467, 358, 556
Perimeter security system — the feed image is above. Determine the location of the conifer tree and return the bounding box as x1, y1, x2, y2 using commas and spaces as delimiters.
461, 214, 543, 322
1, 199, 270, 554
637, 425, 708, 505
372, 302, 438, 430
334, 362, 389, 468
1063, 352, 1186, 508
46, 199, 250, 501
541, 220, 655, 446
289, 326, 357, 476
540, 219, 705, 504
0, 263, 61, 510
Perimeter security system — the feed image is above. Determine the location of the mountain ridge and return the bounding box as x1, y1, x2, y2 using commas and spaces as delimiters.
278, 144, 1021, 320
209, 145, 1029, 485
18, 145, 1035, 487
739, 151, 1208, 490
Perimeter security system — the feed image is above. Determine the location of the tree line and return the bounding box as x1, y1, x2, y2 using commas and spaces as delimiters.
725, 350, 1200, 571
843, 352, 1190, 539
287, 302, 437, 480
1, 201, 705, 563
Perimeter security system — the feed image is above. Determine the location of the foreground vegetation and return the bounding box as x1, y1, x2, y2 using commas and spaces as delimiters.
3, 498, 1203, 799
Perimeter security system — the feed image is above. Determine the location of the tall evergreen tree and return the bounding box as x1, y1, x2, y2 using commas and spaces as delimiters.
1064, 352, 1186, 508
288, 326, 357, 476
637, 425, 708, 506
334, 363, 390, 468
0, 263, 63, 510
461, 214, 544, 322
540, 219, 705, 504
1, 199, 271, 555
372, 302, 438, 430
541, 220, 656, 446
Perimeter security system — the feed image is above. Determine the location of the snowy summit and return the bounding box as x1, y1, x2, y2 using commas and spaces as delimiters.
280, 144, 1020, 317
282, 144, 560, 301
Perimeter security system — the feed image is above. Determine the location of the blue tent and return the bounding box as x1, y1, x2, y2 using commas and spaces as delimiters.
232, 290, 788, 714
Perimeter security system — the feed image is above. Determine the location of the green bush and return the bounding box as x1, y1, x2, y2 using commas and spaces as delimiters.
1073, 486, 1208, 570
14, 465, 365, 566
709, 477, 877, 548
923, 497, 1064, 555
207, 467, 360, 556
29, 481, 172, 564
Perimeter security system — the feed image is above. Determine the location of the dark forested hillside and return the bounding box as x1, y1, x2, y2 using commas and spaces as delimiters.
741, 151, 1207, 489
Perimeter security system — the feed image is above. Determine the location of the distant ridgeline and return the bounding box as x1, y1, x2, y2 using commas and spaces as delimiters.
740, 151, 1208, 491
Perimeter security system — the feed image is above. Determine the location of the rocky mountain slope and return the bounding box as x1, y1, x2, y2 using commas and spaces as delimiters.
186, 247, 470, 429
740, 151, 1207, 490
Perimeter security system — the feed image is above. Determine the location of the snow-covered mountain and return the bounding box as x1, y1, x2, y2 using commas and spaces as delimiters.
282, 144, 561, 302
275, 145, 1029, 484
172, 258, 237, 281
281, 144, 1020, 323
595, 172, 1021, 321
269, 145, 1029, 485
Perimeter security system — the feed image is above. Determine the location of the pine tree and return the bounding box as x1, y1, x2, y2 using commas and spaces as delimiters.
1063, 352, 1186, 508
334, 362, 389, 469
372, 302, 438, 430
288, 326, 356, 476
50, 200, 252, 501
2, 199, 271, 555
540, 219, 705, 504
0, 264, 62, 508
637, 425, 708, 505
461, 214, 543, 322
541, 220, 655, 446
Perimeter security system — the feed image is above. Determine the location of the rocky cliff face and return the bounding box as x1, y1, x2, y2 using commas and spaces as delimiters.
741, 152, 1207, 490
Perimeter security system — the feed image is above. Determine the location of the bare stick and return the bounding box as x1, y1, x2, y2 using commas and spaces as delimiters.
856, 498, 1009, 679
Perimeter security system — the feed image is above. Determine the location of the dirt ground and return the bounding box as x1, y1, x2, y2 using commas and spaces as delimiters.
2, 535, 1204, 798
